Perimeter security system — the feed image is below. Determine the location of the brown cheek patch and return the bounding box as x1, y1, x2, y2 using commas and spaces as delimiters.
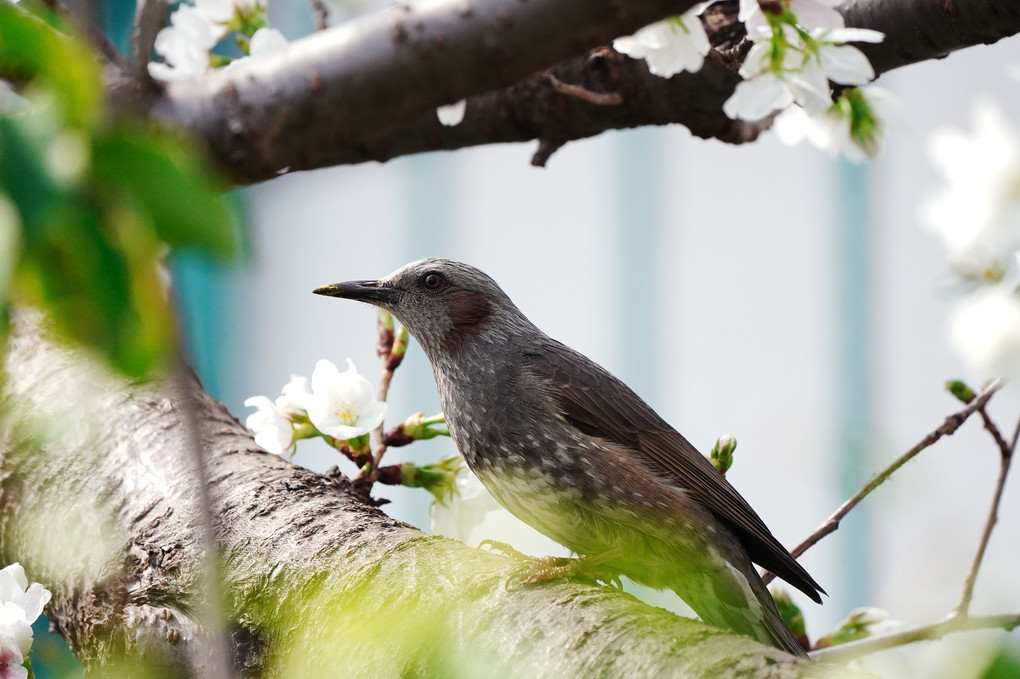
442, 290, 492, 349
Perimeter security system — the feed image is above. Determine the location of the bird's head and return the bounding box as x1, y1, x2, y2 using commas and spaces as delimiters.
314, 258, 523, 356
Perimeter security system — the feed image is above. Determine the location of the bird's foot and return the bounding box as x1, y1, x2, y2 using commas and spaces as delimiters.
510, 559, 623, 591
478, 541, 623, 590
478, 540, 535, 562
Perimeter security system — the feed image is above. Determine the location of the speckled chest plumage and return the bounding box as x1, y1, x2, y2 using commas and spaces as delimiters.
428, 338, 700, 563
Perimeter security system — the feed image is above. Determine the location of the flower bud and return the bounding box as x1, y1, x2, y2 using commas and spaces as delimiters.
377, 309, 394, 357
388, 324, 409, 370
815, 607, 899, 648
709, 434, 737, 474
945, 379, 976, 404
398, 456, 464, 504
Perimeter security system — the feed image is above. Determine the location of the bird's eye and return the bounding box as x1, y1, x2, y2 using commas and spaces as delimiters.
422, 272, 444, 290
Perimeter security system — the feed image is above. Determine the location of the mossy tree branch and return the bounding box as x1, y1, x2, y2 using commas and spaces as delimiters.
0, 322, 857, 678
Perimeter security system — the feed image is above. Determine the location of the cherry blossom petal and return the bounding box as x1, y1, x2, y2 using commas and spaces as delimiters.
249, 27, 289, 56
436, 100, 467, 126
244, 396, 295, 456
789, 0, 845, 30
818, 44, 875, 85
949, 287, 1020, 380
614, 11, 710, 78
723, 73, 793, 120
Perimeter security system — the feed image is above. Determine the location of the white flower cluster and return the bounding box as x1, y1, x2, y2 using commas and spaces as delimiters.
773, 85, 890, 161
0, 563, 51, 679
922, 99, 1020, 380
244, 359, 387, 456
724, 0, 883, 120
148, 0, 288, 81
611, 1, 886, 160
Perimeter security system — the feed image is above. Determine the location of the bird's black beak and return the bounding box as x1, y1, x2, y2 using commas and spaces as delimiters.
313, 280, 398, 305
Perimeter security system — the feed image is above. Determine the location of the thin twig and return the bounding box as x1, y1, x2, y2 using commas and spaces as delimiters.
954, 400, 1014, 615
311, 0, 330, 31
763, 380, 1002, 584
56, 1, 127, 67
371, 353, 395, 469
132, 0, 169, 81
977, 408, 1011, 456
810, 613, 1020, 663
543, 72, 623, 106
1009, 411, 1020, 452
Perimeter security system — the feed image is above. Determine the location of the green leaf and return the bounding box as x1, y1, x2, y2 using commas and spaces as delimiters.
981, 645, 1020, 679
0, 115, 65, 233
16, 205, 174, 378
91, 125, 238, 259
0, 2, 102, 128
771, 588, 806, 640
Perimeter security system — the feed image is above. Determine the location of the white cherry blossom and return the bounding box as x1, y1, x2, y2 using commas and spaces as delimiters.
725, 0, 883, 121
306, 359, 387, 440
0, 564, 49, 625
436, 100, 467, 126
148, 4, 224, 81
922, 100, 1020, 280
740, 0, 844, 36
774, 86, 889, 161
249, 27, 289, 56
277, 374, 312, 417
149, 0, 275, 81
244, 396, 296, 456
948, 285, 1020, 381
0, 604, 30, 658
0, 633, 24, 679
0, 564, 49, 663
613, 7, 710, 78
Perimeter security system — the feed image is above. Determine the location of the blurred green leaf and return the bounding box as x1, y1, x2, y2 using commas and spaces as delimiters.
0, 2, 102, 128
0, 0, 237, 379
16, 205, 174, 378
981, 645, 1020, 679
91, 126, 238, 259
0, 114, 64, 232
771, 588, 805, 641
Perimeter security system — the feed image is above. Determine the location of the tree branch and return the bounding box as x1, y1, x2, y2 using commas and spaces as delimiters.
0, 320, 851, 677
104, 0, 1020, 183
136, 0, 698, 182
132, 0, 168, 82
762, 381, 1002, 584
810, 613, 1020, 663
841, 0, 1020, 76
953, 398, 1015, 616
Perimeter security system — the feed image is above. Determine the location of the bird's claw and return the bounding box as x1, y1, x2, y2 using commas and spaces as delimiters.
479, 541, 624, 590
478, 539, 533, 561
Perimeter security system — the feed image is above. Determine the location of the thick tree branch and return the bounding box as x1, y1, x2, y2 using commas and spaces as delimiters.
106, 0, 1020, 183
841, 0, 1019, 76
0, 322, 856, 677
135, 0, 698, 182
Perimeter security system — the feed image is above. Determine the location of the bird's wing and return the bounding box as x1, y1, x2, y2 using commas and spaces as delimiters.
523, 342, 824, 602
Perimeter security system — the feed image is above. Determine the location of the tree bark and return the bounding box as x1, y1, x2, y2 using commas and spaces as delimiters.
0, 322, 864, 677
106, 0, 1020, 182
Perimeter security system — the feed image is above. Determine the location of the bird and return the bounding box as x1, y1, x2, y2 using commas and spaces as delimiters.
314, 258, 823, 656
